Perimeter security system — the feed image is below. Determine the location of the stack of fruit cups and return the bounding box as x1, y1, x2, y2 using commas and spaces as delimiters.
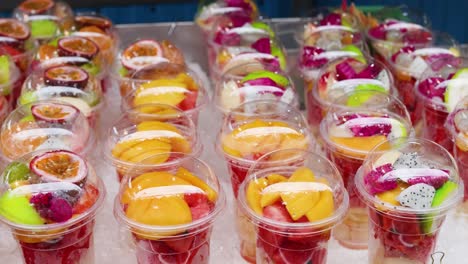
445, 96, 468, 214
104, 104, 202, 182
307, 57, 394, 138
237, 149, 349, 264
121, 62, 208, 126
386, 33, 460, 125
355, 138, 463, 263
116, 39, 186, 98
0, 148, 105, 264
0, 55, 21, 114
17, 65, 104, 130
0, 100, 94, 168
114, 153, 225, 264
415, 57, 468, 153
320, 90, 413, 249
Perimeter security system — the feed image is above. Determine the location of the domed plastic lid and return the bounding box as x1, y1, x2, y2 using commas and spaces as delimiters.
367, 20, 432, 45
19, 65, 103, 117
74, 12, 115, 37
0, 100, 92, 161
215, 65, 298, 113
196, 0, 258, 32
122, 62, 207, 116
0, 55, 21, 96
114, 153, 225, 239
355, 138, 463, 216
14, 0, 73, 25
0, 149, 105, 232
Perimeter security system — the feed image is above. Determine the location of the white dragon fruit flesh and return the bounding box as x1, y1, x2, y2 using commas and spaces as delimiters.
397, 183, 436, 209
393, 152, 433, 169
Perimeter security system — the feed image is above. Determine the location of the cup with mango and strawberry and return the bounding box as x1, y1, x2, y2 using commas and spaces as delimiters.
319, 90, 413, 249
237, 149, 349, 264
114, 153, 225, 264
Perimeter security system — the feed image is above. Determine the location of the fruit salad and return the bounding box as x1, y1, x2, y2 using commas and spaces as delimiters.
0, 55, 21, 111
389, 45, 460, 123
307, 57, 393, 136
0, 101, 92, 163
367, 20, 433, 63
215, 68, 298, 114
355, 139, 463, 263
106, 107, 201, 181
320, 91, 412, 249
114, 155, 224, 264
237, 151, 348, 264
18, 65, 103, 129
0, 149, 104, 264
415, 60, 467, 152
219, 101, 310, 197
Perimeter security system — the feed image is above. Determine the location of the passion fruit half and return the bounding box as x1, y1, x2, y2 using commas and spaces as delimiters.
75, 15, 112, 31
30, 150, 88, 185
0, 19, 30, 41
31, 102, 79, 123
44, 65, 89, 88
121, 39, 164, 70
18, 0, 55, 15
57, 36, 99, 60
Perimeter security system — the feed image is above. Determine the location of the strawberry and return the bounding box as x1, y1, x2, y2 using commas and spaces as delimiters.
165, 236, 195, 253
184, 193, 212, 221
184, 193, 208, 207
178, 91, 198, 111
263, 202, 293, 223
72, 184, 99, 214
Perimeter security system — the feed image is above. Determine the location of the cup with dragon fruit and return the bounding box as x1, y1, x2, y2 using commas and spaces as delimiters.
0, 100, 94, 168
414, 57, 468, 153
214, 62, 299, 117
104, 104, 202, 182
355, 138, 463, 263
0, 55, 21, 114
114, 153, 225, 264
237, 149, 349, 264
17, 65, 104, 130
0, 148, 105, 264
319, 90, 413, 249
195, 0, 258, 36
308, 57, 394, 138
217, 100, 312, 198
121, 62, 208, 126
116, 39, 186, 97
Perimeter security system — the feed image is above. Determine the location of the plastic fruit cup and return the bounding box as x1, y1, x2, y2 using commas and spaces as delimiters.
307, 57, 394, 138
217, 100, 312, 197
319, 90, 413, 249
121, 62, 208, 126
17, 65, 104, 130
237, 149, 349, 264
0, 55, 21, 110
113, 153, 225, 264
0, 149, 105, 264
104, 104, 202, 182
0, 100, 94, 167
355, 138, 464, 263
214, 62, 299, 118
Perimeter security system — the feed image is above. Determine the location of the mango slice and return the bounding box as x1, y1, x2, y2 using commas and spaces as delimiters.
126, 196, 192, 226
136, 121, 180, 132
288, 167, 315, 182
246, 178, 268, 215
266, 174, 288, 184
175, 168, 217, 202
306, 190, 334, 222
281, 191, 320, 221
134, 79, 187, 108
376, 183, 408, 206
330, 135, 391, 158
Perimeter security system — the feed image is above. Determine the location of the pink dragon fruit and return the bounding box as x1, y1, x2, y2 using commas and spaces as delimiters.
407, 176, 449, 189
417, 77, 445, 100
336, 61, 356, 80
355, 63, 382, 78
349, 122, 392, 137
251, 38, 271, 54
301, 46, 327, 68
391, 46, 416, 63
364, 163, 397, 195
214, 31, 241, 45
320, 13, 342, 26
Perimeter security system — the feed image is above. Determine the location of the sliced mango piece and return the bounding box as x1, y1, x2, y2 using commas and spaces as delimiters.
266, 174, 288, 184
330, 135, 391, 158
136, 121, 180, 132
134, 79, 187, 107
176, 73, 198, 91
246, 178, 268, 215
118, 139, 172, 162
306, 190, 334, 222
112, 139, 142, 158
376, 183, 408, 206
126, 196, 192, 226
175, 167, 217, 202
128, 148, 171, 164
260, 192, 281, 208
288, 167, 315, 182
171, 137, 191, 153
281, 190, 320, 221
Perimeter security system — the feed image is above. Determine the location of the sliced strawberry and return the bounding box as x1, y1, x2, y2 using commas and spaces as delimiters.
165, 236, 195, 253
177, 91, 198, 111
184, 193, 212, 221
184, 193, 208, 207
263, 202, 293, 223
72, 184, 99, 214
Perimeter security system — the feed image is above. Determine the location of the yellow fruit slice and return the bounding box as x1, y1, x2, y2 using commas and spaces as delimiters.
134, 80, 188, 107
376, 183, 408, 206
305, 190, 334, 222
171, 137, 191, 153
260, 192, 281, 208
288, 167, 315, 182
128, 148, 171, 164
176, 73, 198, 91
281, 190, 320, 221
175, 167, 217, 202
112, 139, 142, 158
118, 139, 172, 162
330, 135, 391, 158
266, 174, 288, 184
246, 178, 268, 215
126, 196, 192, 226
136, 121, 180, 132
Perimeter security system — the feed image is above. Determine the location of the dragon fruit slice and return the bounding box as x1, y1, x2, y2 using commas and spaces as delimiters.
397, 183, 436, 209
407, 176, 449, 189
426, 53, 460, 71
251, 37, 271, 54
214, 31, 241, 45
364, 163, 397, 195
368, 25, 386, 40
243, 77, 277, 87
391, 46, 416, 63
301, 46, 327, 68
417, 77, 445, 100
356, 63, 382, 79
342, 117, 392, 137
336, 61, 356, 80
393, 152, 432, 169
320, 13, 342, 26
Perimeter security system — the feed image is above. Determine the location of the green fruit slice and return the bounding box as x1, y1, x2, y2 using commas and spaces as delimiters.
242, 70, 289, 87
81, 63, 100, 77
0, 55, 10, 86
19, 91, 39, 106
251, 21, 275, 37
30, 20, 58, 39
0, 192, 44, 225
118, 66, 129, 77
271, 44, 286, 70
3, 162, 30, 184
432, 181, 458, 207
341, 45, 366, 64
444, 68, 468, 112
388, 118, 408, 139
20, 115, 35, 123
346, 84, 386, 107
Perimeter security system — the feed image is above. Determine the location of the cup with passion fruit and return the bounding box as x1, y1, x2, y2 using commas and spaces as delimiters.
114, 153, 225, 264
319, 90, 413, 249
0, 100, 94, 166
0, 149, 105, 264
355, 138, 463, 263
105, 104, 202, 182
237, 149, 349, 264
18, 65, 103, 130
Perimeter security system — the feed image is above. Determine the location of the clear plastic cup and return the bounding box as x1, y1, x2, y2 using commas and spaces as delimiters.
114, 153, 225, 264
355, 138, 463, 263
214, 62, 299, 117
319, 90, 413, 249
0, 54, 21, 111
0, 100, 94, 167
237, 149, 349, 264
104, 104, 202, 182
0, 148, 105, 264
121, 62, 208, 126
307, 57, 394, 138
415, 57, 468, 153
217, 100, 313, 197
18, 64, 104, 130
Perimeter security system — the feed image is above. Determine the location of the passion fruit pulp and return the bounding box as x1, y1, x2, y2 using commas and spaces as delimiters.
0, 19, 30, 41
57, 36, 99, 60
75, 15, 112, 31
31, 102, 79, 123
18, 0, 55, 15
121, 39, 164, 70
44, 65, 89, 88
30, 150, 88, 185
